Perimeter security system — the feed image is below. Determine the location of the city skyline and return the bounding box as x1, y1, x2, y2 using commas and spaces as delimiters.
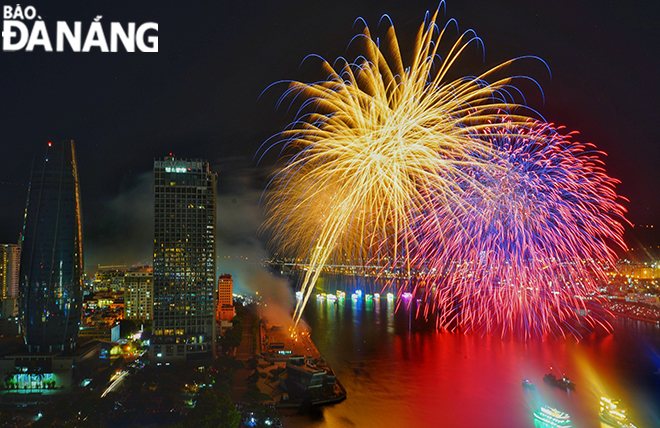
0, 3, 658, 427
0, 0, 658, 275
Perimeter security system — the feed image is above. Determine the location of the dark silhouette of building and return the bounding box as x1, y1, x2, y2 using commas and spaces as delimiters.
19, 140, 83, 353
151, 156, 217, 363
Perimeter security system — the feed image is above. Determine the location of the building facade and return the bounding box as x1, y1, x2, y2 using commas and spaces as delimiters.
19, 140, 83, 353
217, 274, 235, 321
151, 157, 217, 363
1, 244, 21, 318
93, 265, 127, 292
125, 267, 153, 321
78, 324, 120, 342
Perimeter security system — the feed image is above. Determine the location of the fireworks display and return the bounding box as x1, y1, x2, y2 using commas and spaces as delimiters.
260, 6, 626, 335
410, 122, 627, 337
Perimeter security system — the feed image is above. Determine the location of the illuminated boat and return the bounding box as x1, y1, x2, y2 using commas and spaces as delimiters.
543, 373, 576, 390
522, 379, 535, 389
533, 406, 572, 427
599, 396, 637, 428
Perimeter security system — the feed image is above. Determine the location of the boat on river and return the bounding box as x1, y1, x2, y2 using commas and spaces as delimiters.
533, 406, 572, 427
543, 372, 576, 390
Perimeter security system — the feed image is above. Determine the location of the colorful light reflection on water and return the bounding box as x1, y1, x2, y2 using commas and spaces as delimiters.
282, 276, 660, 428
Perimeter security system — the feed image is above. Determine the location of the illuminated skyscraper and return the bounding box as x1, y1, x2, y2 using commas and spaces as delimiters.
217, 274, 235, 321
151, 157, 217, 363
19, 140, 83, 353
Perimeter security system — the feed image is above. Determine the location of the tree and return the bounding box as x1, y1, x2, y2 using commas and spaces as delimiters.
120, 319, 139, 338
209, 355, 244, 391
241, 403, 281, 428
3, 367, 19, 389
242, 387, 271, 404
175, 387, 240, 428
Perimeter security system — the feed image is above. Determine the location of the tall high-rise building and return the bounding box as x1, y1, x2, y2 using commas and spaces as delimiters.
19, 140, 83, 353
151, 157, 217, 363
125, 266, 153, 321
217, 274, 235, 321
1, 244, 21, 317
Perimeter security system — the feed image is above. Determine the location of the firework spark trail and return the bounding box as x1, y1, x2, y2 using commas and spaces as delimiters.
260, 6, 546, 330
412, 121, 627, 337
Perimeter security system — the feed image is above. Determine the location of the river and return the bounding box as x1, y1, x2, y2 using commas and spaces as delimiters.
281, 276, 660, 428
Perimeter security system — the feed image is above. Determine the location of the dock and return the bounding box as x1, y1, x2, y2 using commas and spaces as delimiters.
255, 316, 346, 408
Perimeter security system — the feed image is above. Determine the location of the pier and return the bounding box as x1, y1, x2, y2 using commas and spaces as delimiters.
254, 316, 346, 409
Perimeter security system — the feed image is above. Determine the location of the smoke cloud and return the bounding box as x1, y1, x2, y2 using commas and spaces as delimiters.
212, 157, 294, 326
85, 171, 154, 270
84, 155, 294, 323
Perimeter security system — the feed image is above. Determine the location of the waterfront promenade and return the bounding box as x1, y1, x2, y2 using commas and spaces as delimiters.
260, 323, 321, 361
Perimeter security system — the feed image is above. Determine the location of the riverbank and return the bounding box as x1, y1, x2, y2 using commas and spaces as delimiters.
256, 316, 346, 409
602, 299, 660, 324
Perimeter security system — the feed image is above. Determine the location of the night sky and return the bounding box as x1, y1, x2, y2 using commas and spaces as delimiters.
1, 0, 658, 277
